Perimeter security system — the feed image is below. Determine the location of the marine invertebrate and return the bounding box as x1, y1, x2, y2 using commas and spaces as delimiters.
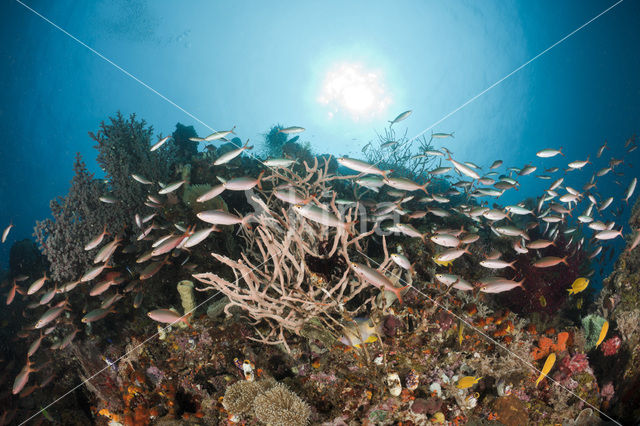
222, 380, 265, 419
193, 157, 383, 351
600, 335, 621, 356
177, 280, 196, 316
34, 154, 113, 281
253, 382, 311, 426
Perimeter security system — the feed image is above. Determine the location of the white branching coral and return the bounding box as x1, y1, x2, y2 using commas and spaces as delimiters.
193, 157, 391, 351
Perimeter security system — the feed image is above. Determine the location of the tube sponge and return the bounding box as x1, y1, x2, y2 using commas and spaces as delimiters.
177, 280, 196, 317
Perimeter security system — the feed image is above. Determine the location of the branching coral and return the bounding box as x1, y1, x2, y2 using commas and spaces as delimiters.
34, 153, 112, 281
193, 157, 385, 351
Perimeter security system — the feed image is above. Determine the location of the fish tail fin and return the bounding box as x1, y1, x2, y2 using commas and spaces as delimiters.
256, 170, 265, 190
241, 214, 255, 230
509, 260, 517, 270
451, 132, 455, 138
567, 288, 574, 295
382, 169, 394, 179
559, 146, 564, 156
394, 285, 410, 304
231, 125, 236, 134
562, 256, 569, 266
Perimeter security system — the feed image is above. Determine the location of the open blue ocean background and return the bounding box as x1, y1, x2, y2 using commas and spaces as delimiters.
1, 0, 639, 283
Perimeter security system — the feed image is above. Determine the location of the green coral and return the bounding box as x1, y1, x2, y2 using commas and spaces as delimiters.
581, 314, 606, 350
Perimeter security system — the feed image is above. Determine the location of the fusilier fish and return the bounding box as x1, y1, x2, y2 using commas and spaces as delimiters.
350, 262, 408, 304
203, 126, 236, 141
150, 136, 170, 151
536, 148, 563, 158
147, 308, 191, 326
214, 140, 253, 165
337, 157, 391, 177
2, 222, 13, 243
197, 210, 252, 227
388, 110, 412, 126
158, 180, 186, 195
277, 126, 305, 134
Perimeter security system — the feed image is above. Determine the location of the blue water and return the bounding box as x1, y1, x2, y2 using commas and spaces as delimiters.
1, 0, 639, 275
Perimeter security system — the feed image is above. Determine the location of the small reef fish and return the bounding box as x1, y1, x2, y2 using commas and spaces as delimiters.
13, 358, 37, 395
350, 262, 408, 304
536, 352, 556, 387
388, 110, 412, 126
457, 376, 481, 389
203, 126, 236, 141
131, 173, 153, 184
147, 309, 191, 326
337, 157, 391, 177
390, 253, 413, 272
532, 256, 568, 268
432, 256, 454, 267
84, 225, 109, 251
196, 184, 225, 202
263, 158, 296, 168
99, 195, 117, 203
27, 274, 48, 295
197, 210, 252, 228
34, 304, 66, 329
150, 136, 170, 151
594, 229, 623, 240
277, 126, 305, 134
432, 132, 455, 139
536, 148, 564, 158
568, 157, 590, 169
383, 176, 429, 194
597, 140, 608, 157
183, 226, 218, 248
567, 278, 589, 295
339, 317, 378, 347
489, 160, 503, 169
81, 307, 115, 323
158, 180, 186, 195
624, 177, 637, 203
214, 140, 253, 165
2, 221, 13, 243
479, 277, 524, 293
479, 259, 517, 270
293, 204, 352, 231
448, 155, 480, 180
222, 172, 264, 191
595, 320, 609, 347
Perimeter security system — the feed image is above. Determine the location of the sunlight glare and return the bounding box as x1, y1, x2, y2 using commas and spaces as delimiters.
317, 63, 390, 121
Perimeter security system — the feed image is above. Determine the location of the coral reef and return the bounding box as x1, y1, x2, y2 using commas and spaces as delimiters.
253, 382, 311, 426
34, 153, 112, 281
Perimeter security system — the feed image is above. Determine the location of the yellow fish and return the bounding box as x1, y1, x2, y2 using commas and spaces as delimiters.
458, 321, 464, 346
576, 298, 583, 309
596, 320, 609, 347
539, 295, 547, 307
456, 375, 481, 389
536, 352, 556, 387
567, 278, 589, 295
433, 256, 454, 267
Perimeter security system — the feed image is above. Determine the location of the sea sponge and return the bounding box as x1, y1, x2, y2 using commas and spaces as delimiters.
177, 280, 196, 316
582, 314, 607, 350
253, 383, 311, 426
